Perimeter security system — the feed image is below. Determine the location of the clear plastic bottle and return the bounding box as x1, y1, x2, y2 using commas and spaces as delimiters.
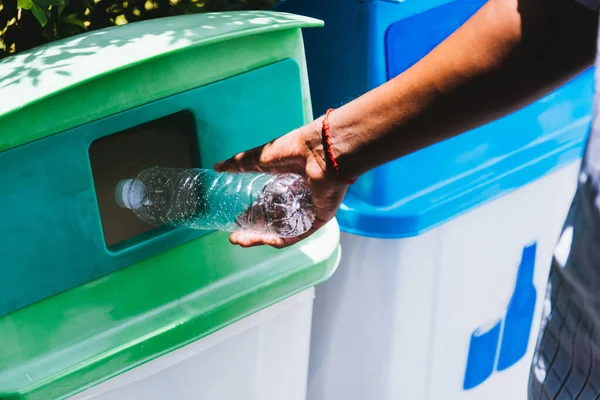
115, 167, 315, 238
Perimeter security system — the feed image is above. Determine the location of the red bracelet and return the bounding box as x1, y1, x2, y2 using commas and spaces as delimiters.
322, 108, 356, 185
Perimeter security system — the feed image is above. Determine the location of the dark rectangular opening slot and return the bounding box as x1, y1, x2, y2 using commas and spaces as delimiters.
89, 111, 199, 249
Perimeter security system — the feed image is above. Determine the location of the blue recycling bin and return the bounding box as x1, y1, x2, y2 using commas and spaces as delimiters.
275, 1, 595, 399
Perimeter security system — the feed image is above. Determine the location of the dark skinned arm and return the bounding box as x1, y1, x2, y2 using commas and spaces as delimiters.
216, 0, 599, 248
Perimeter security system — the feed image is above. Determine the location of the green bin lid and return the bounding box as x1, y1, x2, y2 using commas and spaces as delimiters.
0, 11, 322, 152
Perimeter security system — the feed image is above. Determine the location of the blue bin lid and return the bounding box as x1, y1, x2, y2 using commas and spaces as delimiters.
336, 69, 594, 238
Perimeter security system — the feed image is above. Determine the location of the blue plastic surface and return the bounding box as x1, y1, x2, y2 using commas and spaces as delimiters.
385, 0, 487, 80
275, 0, 458, 117
278, 0, 594, 238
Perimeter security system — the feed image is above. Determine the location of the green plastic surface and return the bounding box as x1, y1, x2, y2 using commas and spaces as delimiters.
0, 11, 322, 151
0, 11, 340, 399
0, 58, 310, 317
0, 221, 341, 400
0, 11, 325, 317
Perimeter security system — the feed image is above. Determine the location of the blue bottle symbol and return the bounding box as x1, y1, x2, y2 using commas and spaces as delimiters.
497, 243, 537, 370
463, 320, 502, 390
463, 243, 537, 390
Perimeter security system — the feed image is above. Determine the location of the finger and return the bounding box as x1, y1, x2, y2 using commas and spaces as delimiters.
215, 132, 307, 175
278, 217, 327, 248
229, 217, 327, 249
215, 146, 265, 173
230, 230, 286, 248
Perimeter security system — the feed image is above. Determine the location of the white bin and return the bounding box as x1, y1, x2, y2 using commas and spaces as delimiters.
307, 69, 594, 400
72, 289, 315, 400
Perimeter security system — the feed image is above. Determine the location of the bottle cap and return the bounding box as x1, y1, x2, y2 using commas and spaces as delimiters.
115, 179, 143, 209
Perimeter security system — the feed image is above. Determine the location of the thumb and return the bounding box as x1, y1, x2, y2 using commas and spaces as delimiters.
214, 133, 308, 175
214, 145, 265, 173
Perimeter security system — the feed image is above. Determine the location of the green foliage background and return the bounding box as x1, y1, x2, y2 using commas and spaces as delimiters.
0, 0, 280, 60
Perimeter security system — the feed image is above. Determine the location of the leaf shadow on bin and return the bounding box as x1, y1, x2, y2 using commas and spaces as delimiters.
0, 11, 306, 89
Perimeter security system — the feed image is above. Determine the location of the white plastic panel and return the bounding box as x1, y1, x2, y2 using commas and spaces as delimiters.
308, 161, 581, 400
71, 289, 315, 400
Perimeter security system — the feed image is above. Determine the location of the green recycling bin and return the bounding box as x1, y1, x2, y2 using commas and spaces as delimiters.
0, 12, 340, 400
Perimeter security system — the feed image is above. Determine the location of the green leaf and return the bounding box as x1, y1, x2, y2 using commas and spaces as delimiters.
17, 0, 34, 10
32, 0, 66, 7
30, 4, 48, 26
